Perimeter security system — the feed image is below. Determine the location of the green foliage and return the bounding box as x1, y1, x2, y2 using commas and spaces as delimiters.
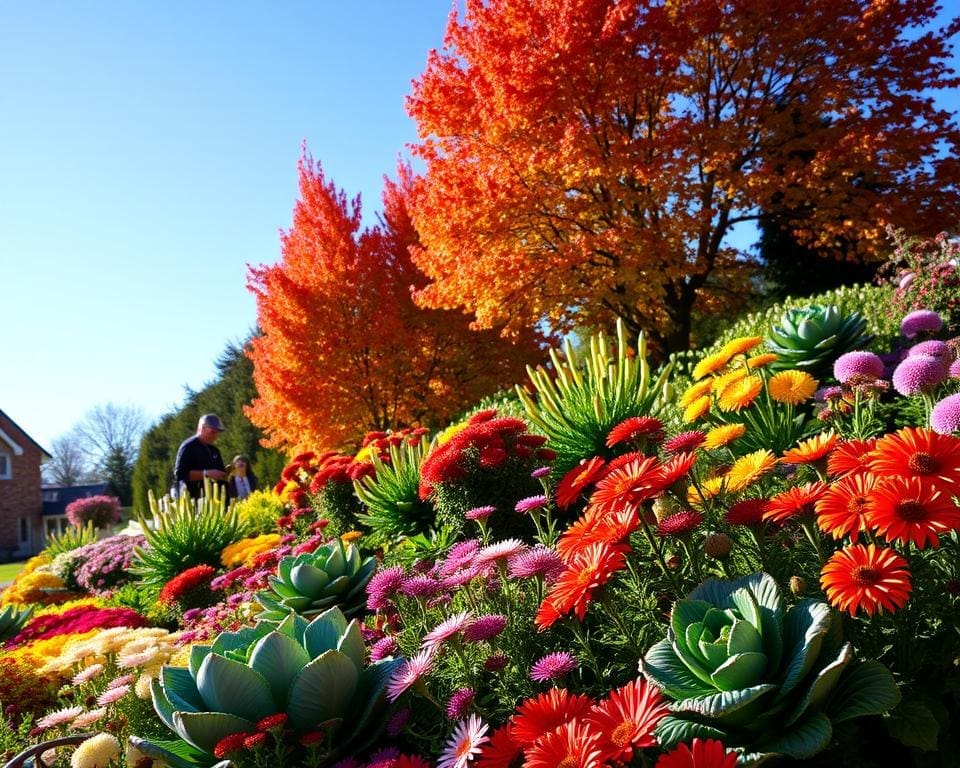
766, 304, 873, 376
132, 485, 241, 595
256, 540, 377, 621
643, 573, 900, 764
0, 604, 33, 644
311, 480, 364, 537
145, 608, 402, 765
354, 437, 435, 542
234, 489, 286, 536
42, 520, 99, 557
882, 228, 960, 336
517, 318, 672, 478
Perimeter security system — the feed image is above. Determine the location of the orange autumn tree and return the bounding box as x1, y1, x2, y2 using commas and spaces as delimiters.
407, 0, 960, 356
246, 153, 544, 452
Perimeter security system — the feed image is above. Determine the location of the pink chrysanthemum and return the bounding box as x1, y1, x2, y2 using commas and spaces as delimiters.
484, 653, 510, 672
370, 635, 399, 662
530, 651, 578, 682
72, 664, 105, 685
909, 340, 953, 366
892, 355, 947, 395
662, 430, 707, 454
387, 707, 412, 736
931, 393, 960, 435
901, 309, 942, 338
950, 358, 960, 379
400, 574, 443, 598
833, 351, 885, 384
367, 565, 406, 610
36, 706, 85, 730
423, 611, 474, 650
438, 714, 490, 768
466, 506, 496, 521
463, 614, 507, 643
446, 688, 476, 720
515, 495, 548, 514
656, 510, 703, 538
476, 539, 527, 566
71, 708, 107, 728
96, 685, 131, 706
387, 648, 436, 702
441, 540, 481, 575
508, 546, 564, 581
531, 466, 551, 479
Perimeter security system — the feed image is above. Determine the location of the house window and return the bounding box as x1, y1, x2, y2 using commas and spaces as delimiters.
19, 517, 29, 544
45, 516, 70, 539
0, 452, 10, 479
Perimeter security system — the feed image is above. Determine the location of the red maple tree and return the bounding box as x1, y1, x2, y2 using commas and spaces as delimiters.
407, 0, 960, 355
246, 153, 544, 452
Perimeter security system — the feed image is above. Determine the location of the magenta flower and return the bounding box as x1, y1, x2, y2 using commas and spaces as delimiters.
515, 495, 548, 514
438, 714, 489, 768
399, 574, 443, 599
901, 309, 943, 338
484, 652, 510, 671
662, 430, 707, 454
446, 688, 476, 719
833, 350, 884, 384
465, 505, 496, 521
463, 614, 507, 642
656, 510, 704, 538
530, 651, 577, 682
369, 636, 399, 662
475, 539, 527, 566
892, 354, 947, 395
931, 393, 960, 435
531, 466, 551, 479
422, 611, 473, 650
507, 546, 564, 581
439, 540, 481, 576
366, 566, 406, 610
386, 707, 412, 736
950, 359, 960, 379
387, 648, 436, 701
908, 340, 953, 365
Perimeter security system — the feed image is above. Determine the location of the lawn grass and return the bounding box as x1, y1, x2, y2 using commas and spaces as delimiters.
0, 560, 25, 582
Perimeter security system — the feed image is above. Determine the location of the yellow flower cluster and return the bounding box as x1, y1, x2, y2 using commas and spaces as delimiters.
0, 563, 69, 607
5, 630, 99, 670
221, 533, 283, 568
33, 596, 104, 618
70, 732, 120, 768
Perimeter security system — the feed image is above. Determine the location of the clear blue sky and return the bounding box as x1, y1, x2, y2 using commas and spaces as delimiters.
1, 3, 957, 452
0, 2, 453, 450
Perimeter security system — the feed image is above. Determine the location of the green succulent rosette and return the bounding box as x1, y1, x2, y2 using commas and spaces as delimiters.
641, 573, 900, 765
766, 305, 872, 376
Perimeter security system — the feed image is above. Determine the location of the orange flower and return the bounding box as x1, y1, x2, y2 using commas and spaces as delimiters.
763, 482, 828, 525
680, 379, 714, 408
781, 431, 840, 465
710, 368, 747, 395
820, 544, 912, 617
718, 335, 764, 359
655, 738, 739, 768
682, 396, 712, 423
555, 507, 638, 563
510, 688, 595, 747
555, 457, 607, 510
716, 376, 763, 412
702, 423, 746, 450
745, 352, 779, 369
692, 351, 731, 381
587, 678, 669, 764
815, 473, 876, 541
605, 417, 664, 448
655, 452, 698, 490
523, 721, 606, 768
827, 438, 876, 478
867, 427, 960, 491
687, 475, 726, 506
537, 542, 628, 627
767, 370, 818, 405
589, 455, 663, 513
725, 449, 777, 492
865, 476, 960, 549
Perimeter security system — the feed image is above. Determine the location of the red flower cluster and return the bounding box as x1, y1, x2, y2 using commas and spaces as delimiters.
419, 411, 554, 499
158, 564, 218, 606
6, 606, 149, 648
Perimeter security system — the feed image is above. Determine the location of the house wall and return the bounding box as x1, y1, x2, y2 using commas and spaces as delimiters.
0, 411, 44, 560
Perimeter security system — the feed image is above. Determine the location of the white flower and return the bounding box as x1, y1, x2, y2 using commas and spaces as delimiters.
70, 733, 121, 768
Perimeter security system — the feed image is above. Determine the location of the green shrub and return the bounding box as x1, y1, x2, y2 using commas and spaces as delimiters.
234, 489, 286, 536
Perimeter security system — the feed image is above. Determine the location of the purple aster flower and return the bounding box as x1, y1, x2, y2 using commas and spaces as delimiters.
422, 610, 474, 650
366, 747, 402, 768
367, 565, 407, 610
530, 651, 577, 682
833, 351, 884, 384
901, 309, 943, 338
182, 608, 203, 623
476, 539, 527, 566
899, 271, 916, 290
908, 340, 953, 366
463, 614, 507, 642
816, 385, 845, 402
442, 566, 486, 589
439, 540, 481, 576
507, 546, 564, 581
387, 647, 436, 701
369, 636, 399, 662
466, 505, 496, 521
400, 574, 443, 599
483, 652, 510, 671
931, 393, 960, 435
892, 354, 947, 395
446, 688, 475, 719
950, 359, 960, 379
531, 466, 551, 479
386, 707, 412, 736
515, 495, 548, 514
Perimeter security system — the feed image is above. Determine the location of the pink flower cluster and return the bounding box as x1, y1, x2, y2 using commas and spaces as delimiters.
6, 606, 148, 648
64, 494, 122, 528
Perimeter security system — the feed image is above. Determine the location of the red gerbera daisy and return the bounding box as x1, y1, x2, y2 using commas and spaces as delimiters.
867, 427, 960, 491
555, 506, 606, 564
820, 544, 912, 617
590, 507, 641, 547
589, 455, 663, 512
537, 542, 628, 627
556, 457, 607, 509
587, 678, 669, 764
662, 430, 707, 454
815, 473, 878, 542
606, 416, 665, 448
762, 482, 828, 525
654, 452, 698, 491
475, 725, 521, 768
865, 476, 960, 549
655, 738, 738, 768
523, 721, 607, 768
510, 689, 595, 747
826, 438, 877, 478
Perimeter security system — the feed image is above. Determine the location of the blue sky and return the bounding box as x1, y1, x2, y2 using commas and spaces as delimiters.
0, 2, 957, 452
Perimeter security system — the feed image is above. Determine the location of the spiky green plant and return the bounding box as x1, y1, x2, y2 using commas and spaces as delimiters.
516, 318, 672, 478
354, 437, 435, 542
43, 520, 99, 557
132, 483, 241, 594
0, 604, 33, 644
766, 305, 873, 376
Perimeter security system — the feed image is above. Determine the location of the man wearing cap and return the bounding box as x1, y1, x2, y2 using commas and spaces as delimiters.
174, 414, 228, 499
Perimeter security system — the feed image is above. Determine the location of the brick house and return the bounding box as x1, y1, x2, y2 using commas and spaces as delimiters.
0, 409, 50, 561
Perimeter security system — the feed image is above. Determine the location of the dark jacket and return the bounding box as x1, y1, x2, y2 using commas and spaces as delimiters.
174, 435, 226, 499
227, 471, 258, 500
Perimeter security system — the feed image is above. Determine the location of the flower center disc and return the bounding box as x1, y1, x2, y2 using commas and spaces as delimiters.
852, 565, 880, 585
908, 451, 935, 474
897, 500, 928, 521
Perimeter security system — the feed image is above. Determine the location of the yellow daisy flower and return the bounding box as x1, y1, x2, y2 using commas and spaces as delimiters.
341, 530, 363, 543
688, 475, 727, 506
768, 370, 819, 405
692, 351, 732, 380
682, 395, 712, 423
725, 449, 778, 492
781, 431, 840, 465
680, 378, 714, 408
717, 376, 764, 412
703, 423, 747, 450
746, 353, 779, 369
719, 335, 764, 359
710, 367, 748, 394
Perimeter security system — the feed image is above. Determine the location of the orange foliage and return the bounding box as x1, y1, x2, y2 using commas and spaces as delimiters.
246, 153, 544, 452
407, 0, 960, 355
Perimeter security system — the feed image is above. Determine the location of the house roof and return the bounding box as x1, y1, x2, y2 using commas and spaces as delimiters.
41, 482, 111, 517
0, 408, 51, 459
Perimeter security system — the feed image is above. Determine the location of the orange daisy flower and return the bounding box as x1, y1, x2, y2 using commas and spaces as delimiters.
767, 370, 818, 405
867, 427, 960, 491
555, 457, 607, 510
710, 368, 748, 395
687, 475, 727, 507
680, 379, 714, 408
587, 678, 669, 765
820, 544, 912, 617
827, 438, 877, 478
815, 473, 877, 541
655, 451, 698, 490
589, 455, 663, 512
703, 423, 746, 450
781, 431, 840, 465
718, 335, 764, 359
510, 688, 595, 747
555, 506, 606, 563
865, 476, 960, 549
692, 351, 732, 381
725, 449, 777, 492
605, 417, 664, 448
682, 396, 712, 423
537, 542, 628, 627
590, 507, 641, 547
745, 352, 779, 369
717, 376, 764, 412
763, 482, 829, 525
523, 721, 606, 768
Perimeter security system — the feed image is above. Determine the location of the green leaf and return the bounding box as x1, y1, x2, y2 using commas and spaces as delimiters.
188, 646, 212, 681
277, 556, 296, 583
290, 564, 331, 595
173, 711, 255, 754
777, 600, 832, 699
710, 652, 768, 691
287, 650, 359, 731
886, 699, 940, 751
325, 543, 346, 575
829, 660, 901, 724
151, 677, 179, 733
785, 642, 853, 726
675, 683, 777, 726
275, 611, 310, 644
195, 654, 277, 722
211, 626, 268, 658
128, 736, 211, 768
267, 574, 300, 598
654, 715, 729, 750
641, 638, 716, 699
690, 573, 782, 615
670, 599, 712, 660
303, 607, 349, 658
757, 712, 832, 759
728, 618, 764, 657
248, 632, 311, 708
337, 620, 367, 671
161, 666, 205, 712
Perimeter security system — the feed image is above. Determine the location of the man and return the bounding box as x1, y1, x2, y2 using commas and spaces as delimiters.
174, 414, 228, 499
